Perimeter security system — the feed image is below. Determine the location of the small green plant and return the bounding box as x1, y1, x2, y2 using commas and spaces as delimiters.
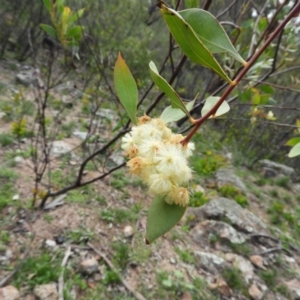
111, 170, 131, 190
0, 133, 14, 147
189, 191, 208, 207
191, 151, 227, 177
229, 242, 251, 256
0, 230, 10, 244
275, 176, 290, 189
67, 227, 94, 244
11, 118, 32, 138
103, 269, 121, 285
218, 184, 248, 207
101, 208, 137, 224
269, 189, 279, 197
258, 269, 277, 288
254, 177, 268, 186
112, 241, 130, 269
13, 253, 61, 289
222, 267, 248, 295
40, 0, 85, 56
175, 247, 195, 264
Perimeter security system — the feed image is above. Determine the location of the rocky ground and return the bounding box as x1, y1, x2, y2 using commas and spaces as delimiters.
1, 60, 300, 300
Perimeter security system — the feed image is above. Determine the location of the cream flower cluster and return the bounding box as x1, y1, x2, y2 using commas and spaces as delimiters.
121, 115, 194, 206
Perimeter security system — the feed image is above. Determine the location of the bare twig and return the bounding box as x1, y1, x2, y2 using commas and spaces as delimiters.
248, 0, 270, 58
87, 242, 147, 300
257, 246, 293, 257
0, 234, 35, 287
58, 246, 72, 300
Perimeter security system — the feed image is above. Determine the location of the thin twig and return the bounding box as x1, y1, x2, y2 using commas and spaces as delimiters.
257, 246, 293, 257
0, 234, 35, 287
58, 246, 72, 300
87, 242, 147, 300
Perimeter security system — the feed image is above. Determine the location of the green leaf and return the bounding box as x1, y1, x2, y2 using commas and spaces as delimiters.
185, 0, 199, 8
158, 2, 232, 83
179, 9, 246, 65
285, 137, 300, 147
258, 84, 274, 95
68, 8, 85, 24
42, 0, 51, 12
39, 24, 57, 39
114, 52, 138, 125
146, 196, 186, 244
201, 96, 230, 118
66, 26, 83, 40
149, 61, 190, 115
288, 142, 300, 158
160, 100, 195, 124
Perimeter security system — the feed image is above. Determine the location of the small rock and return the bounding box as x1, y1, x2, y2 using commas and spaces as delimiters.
109, 153, 125, 165
232, 255, 254, 281
0, 285, 20, 300
5, 250, 13, 260
250, 255, 266, 270
187, 197, 267, 234
51, 141, 72, 157
258, 159, 295, 180
170, 257, 176, 264
55, 236, 65, 245
191, 220, 246, 247
0, 111, 6, 119
93, 273, 102, 282
249, 283, 264, 300
284, 279, 300, 298
33, 283, 58, 300
181, 291, 193, 300
73, 131, 88, 140
195, 251, 226, 274
12, 194, 19, 201
215, 167, 247, 193
79, 257, 99, 275
123, 225, 134, 238
16, 67, 44, 88
210, 278, 232, 297
45, 239, 56, 248
193, 184, 205, 193
14, 156, 25, 164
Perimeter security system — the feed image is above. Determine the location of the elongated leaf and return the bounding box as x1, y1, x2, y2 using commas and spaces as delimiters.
179, 9, 246, 65
149, 61, 190, 115
201, 96, 230, 118
114, 53, 138, 125
158, 2, 232, 83
146, 196, 186, 244
66, 26, 83, 40
288, 142, 300, 158
160, 100, 195, 123
40, 24, 57, 39
68, 8, 85, 24
42, 0, 51, 12
285, 137, 300, 147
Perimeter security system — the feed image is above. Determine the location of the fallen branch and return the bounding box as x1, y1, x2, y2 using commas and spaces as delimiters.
87, 242, 147, 300
257, 246, 293, 257
58, 246, 72, 300
0, 234, 35, 287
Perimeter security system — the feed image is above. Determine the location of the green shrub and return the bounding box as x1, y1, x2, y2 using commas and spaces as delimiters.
218, 184, 248, 207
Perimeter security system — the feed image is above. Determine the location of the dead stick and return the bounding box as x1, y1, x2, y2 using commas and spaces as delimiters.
87, 242, 147, 300
0, 234, 35, 287
58, 246, 72, 300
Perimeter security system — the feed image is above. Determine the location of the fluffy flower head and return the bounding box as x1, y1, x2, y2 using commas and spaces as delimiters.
121, 116, 194, 206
